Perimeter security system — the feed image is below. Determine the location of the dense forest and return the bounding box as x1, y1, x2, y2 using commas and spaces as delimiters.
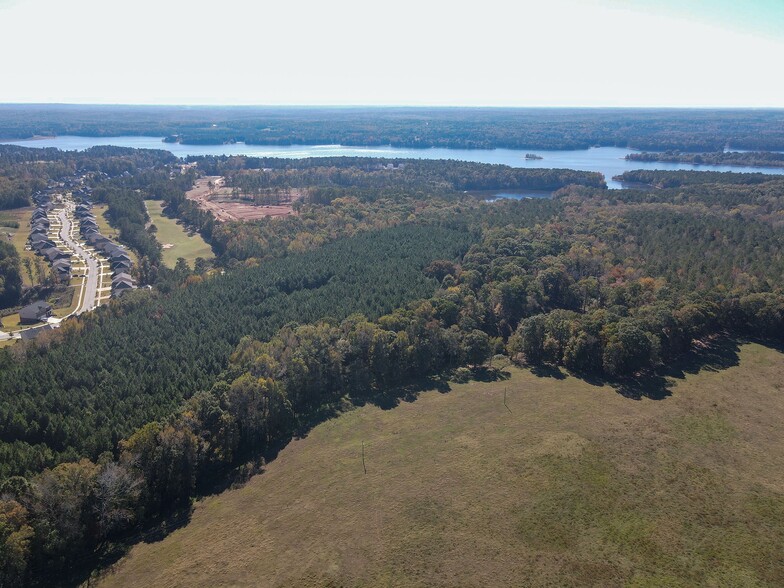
2, 105, 784, 151
0, 224, 473, 478
0, 242, 22, 308
616, 169, 784, 189
200, 156, 607, 193
1, 144, 784, 584
626, 150, 784, 168
167, 156, 602, 263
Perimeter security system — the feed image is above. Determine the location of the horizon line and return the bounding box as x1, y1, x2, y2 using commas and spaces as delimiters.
2, 102, 784, 110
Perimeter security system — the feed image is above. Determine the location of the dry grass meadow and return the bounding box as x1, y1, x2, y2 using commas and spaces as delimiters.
0, 206, 35, 286
97, 342, 784, 587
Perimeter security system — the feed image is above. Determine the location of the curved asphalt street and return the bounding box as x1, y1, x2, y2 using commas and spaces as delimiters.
58, 207, 100, 315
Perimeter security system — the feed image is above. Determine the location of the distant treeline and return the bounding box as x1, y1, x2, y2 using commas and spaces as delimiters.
626, 150, 784, 168
616, 169, 784, 189
0, 145, 176, 210
166, 156, 603, 263
194, 156, 607, 193
2, 105, 784, 151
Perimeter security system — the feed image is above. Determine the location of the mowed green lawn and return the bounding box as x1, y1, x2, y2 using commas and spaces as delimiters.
99, 343, 784, 588
145, 200, 214, 268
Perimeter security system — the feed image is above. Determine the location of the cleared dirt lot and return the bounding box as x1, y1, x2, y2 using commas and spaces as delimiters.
186, 176, 299, 222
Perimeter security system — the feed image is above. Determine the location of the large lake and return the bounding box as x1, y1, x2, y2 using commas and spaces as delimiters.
4, 135, 784, 189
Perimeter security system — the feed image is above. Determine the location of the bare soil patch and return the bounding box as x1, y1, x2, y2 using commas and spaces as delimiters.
185, 176, 300, 222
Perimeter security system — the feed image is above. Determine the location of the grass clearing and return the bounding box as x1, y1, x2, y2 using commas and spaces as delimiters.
0, 206, 36, 286
99, 342, 784, 587
145, 200, 214, 268
51, 277, 82, 318
1, 313, 26, 330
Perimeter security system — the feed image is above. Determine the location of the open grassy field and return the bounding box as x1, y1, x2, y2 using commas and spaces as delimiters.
145, 200, 214, 268
0, 206, 35, 286
98, 342, 784, 588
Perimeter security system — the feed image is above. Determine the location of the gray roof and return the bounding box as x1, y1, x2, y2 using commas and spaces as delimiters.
109, 249, 131, 260
112, 272, 134, 283
42, 247, 69, 261
19, 300, 52, 322
32, 240, 56, 251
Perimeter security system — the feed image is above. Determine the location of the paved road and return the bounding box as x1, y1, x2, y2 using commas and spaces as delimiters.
58, 207, 100, 315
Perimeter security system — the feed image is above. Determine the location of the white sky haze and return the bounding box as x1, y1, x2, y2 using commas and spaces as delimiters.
2, 0, 784, 106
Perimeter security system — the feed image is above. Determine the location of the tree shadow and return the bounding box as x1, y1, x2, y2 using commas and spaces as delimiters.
612, 373, 674, 400
524, 336, 743, 401
471, 366, 512, 382
137, 508, 194, 544
360, 375, 452, 410
60, 507, 194, 587
529, 364, 567, 380
660, 336, 741, 380
613, 337, 741, 400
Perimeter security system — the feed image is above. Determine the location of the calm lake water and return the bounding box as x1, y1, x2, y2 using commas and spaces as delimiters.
4, 136, 784, 189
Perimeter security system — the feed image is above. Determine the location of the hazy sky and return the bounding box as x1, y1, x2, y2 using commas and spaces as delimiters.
2, 0, 784, 106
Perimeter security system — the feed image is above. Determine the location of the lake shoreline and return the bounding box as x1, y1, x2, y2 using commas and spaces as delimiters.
4, 137, 784, 189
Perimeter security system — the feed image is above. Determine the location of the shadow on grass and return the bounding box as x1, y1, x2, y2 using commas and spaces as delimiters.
530, 364, 567, 380
602, 336, 740, 400
520, 336, 744, 400
471, 366, 512, 382
54, 507, 194, 587
78, 337, 750, 586
361, 375, 452, 410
